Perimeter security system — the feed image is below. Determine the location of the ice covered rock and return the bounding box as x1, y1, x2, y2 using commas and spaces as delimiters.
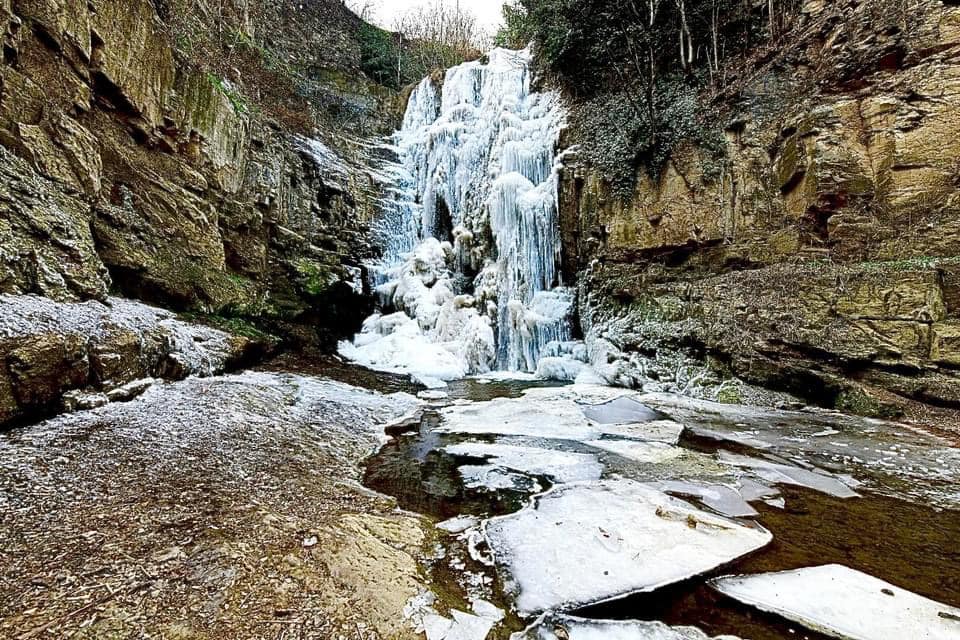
446, 442, 603, 485
711, 565, 960, 640
484, 479, 772, 615
512, 614, 742, 640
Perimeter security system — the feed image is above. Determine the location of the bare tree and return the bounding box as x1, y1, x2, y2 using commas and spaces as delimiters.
392, 0, 487, 77
346, 0, 381, 21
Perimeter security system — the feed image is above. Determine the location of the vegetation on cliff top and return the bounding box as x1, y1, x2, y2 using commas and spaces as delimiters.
355, 1, 486, 90
497, 0, 804, 196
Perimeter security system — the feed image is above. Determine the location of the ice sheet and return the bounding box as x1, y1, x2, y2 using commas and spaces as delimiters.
446, 442, 603, 484
717, 452, 860, 499
484, 479, 772, 615
438, 395, 602, 442
711, 565, 960, 640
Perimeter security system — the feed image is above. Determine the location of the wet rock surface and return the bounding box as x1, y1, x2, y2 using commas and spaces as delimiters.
0, 371, 425, 639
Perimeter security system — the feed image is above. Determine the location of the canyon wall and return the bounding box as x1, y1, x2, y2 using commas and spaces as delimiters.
0, 0, 404, 426
563, 0, 960, 415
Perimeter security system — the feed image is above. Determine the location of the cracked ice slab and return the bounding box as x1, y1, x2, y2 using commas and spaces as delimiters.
711, 564, 960, 640
445, 442, 603, 484
717, 452, 860, 499
512, 614, 742, 640
484, 480, 772, 616
437, 387, 680, 444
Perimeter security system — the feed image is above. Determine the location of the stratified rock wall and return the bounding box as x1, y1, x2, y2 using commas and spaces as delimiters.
0, 0, 397, 346
564, 0, 960, 413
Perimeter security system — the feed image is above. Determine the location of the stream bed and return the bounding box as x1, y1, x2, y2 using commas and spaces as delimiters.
362, 377, 960, 640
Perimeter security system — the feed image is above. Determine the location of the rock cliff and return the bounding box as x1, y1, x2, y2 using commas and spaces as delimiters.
0, 0, 398, 346
562, 0, 960, 418
0, 0, 409, 427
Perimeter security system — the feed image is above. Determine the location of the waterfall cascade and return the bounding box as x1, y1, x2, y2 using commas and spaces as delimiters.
340, 49, 578, 386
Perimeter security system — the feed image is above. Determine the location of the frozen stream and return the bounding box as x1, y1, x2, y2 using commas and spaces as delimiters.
363, 379, 960, 640
330, 44, 960, 640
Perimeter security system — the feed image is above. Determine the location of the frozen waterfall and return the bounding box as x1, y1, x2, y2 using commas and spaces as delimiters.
339, 48, 575, 386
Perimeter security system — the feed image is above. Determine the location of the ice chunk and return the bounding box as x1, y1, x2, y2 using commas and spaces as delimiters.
586, 440, 684, 465
460, 465, 543, 492
424, 609, 495, 640
654, 481, 759, 518
600, 420, 686, 445
735, 478, 780, 502
535, 356, 586, 381
711, 565, 960, 640
472, 599, 505, 622
580, 396, 667, 425
718, 452, 860, 499
512, 614, 742, 640
338, 312, 470, 384
484, 480, 772, 615
438, 395, 602, 442
446, 442, 603, 484
437, 516, 481, 534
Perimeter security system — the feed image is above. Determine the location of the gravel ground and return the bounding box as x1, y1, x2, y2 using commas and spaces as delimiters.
0, 372, 426, 640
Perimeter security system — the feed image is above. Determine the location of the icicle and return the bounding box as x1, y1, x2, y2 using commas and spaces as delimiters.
341, 48, 573, 380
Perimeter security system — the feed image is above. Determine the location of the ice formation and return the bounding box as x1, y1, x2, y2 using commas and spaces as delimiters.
340, 48, 573, 382
513, 615, 742, 640
711, 565, 960, 640
717, 452, 860, 499
484, 479, 772, 615
446, 442, 603, 485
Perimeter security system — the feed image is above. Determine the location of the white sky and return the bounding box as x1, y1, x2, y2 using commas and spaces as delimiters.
363, 1, 506, 34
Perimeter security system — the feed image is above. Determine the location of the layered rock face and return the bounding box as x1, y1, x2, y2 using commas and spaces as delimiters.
0, 0, 395, 347
563, 0, 960, 414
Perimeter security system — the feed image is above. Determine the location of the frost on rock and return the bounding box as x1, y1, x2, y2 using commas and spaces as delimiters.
341, 48, 573, 381
513, 614, 742, 640
484, 479, 772, 615
711, 565, 960, 640
446, 442, 603, 485
0, 294, 245, 381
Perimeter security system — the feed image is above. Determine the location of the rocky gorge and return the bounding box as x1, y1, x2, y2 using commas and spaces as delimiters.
1, 0, 960, 639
